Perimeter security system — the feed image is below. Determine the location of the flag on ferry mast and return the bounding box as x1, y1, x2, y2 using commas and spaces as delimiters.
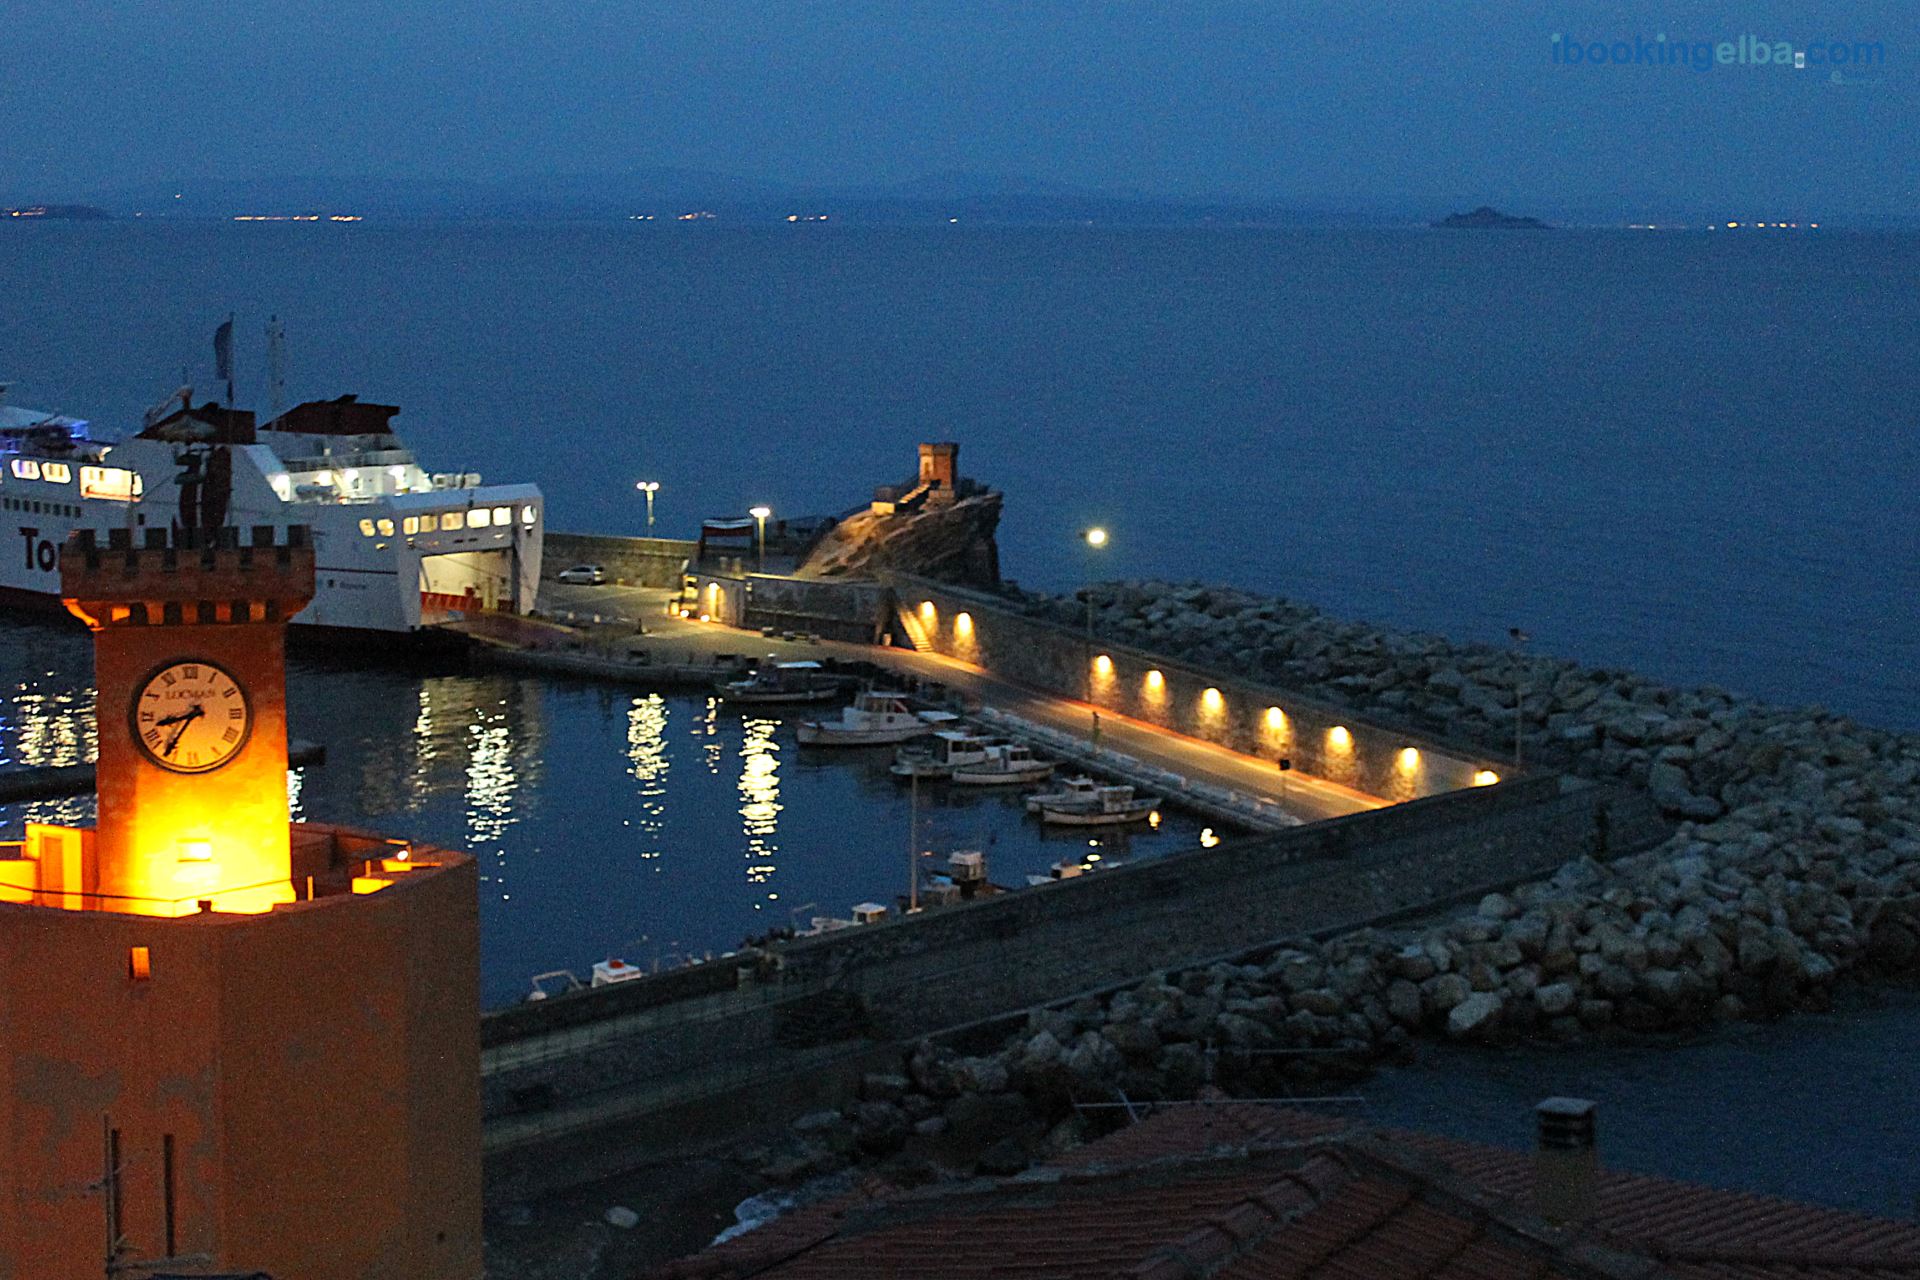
213, 314, 236, 404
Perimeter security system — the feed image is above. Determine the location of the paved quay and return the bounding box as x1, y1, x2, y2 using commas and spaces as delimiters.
530, 581, 1380, 824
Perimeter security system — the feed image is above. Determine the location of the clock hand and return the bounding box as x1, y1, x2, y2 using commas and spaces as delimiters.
161, 704, 205, 756
153, 708, 197, 727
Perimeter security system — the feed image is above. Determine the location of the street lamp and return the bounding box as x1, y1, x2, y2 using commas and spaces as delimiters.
635, 480, 659, 532
1081, 527, 1107, 695
749, 505, 771, 570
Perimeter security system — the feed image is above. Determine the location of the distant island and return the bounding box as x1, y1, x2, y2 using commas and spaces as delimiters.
4, 204, 112, 221
1432, 206, 1551, 230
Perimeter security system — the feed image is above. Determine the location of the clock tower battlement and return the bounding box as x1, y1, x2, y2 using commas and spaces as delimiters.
59, 525, 316, 915
61, 523, 316, 625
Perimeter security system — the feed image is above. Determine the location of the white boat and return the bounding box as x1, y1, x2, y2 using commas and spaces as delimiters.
0, 388, 542, 635
1024, 857, 1108, 886
1025, 775, 1104, 813
1033, 780, 1161, 826
797, 690, 950, 746
590, 957, 646, 987
719, 659, 848, 704
890, 729, 997, 778
950, 742, 1055, 786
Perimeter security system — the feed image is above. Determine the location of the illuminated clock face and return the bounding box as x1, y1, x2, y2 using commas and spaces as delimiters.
131, 660, 252, 774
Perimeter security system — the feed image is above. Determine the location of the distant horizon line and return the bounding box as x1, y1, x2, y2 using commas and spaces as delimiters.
1, 169, 1897, 225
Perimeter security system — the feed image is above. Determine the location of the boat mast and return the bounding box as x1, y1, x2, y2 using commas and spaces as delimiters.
266, 315, 286, 420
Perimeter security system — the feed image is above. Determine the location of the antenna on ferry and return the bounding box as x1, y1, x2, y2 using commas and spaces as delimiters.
266, 315, 287, 420
143, 386, 191, 429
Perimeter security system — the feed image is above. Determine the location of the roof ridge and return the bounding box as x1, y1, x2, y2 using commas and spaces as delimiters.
1126, 1150, 1368, 1280
1329, 1133, 1667, 1280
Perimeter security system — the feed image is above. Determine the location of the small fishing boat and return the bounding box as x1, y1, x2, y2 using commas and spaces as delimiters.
797, 690, 953, 746
950, 742, 1055, 786
1024, 774, 1104, 813
890, 730, 998, 779
719, 658, 847, 704
1022, 851, 1125, 885
1035, 782, 1161, 827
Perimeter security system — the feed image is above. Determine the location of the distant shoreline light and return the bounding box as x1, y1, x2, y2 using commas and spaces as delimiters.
232, 214, 363, 222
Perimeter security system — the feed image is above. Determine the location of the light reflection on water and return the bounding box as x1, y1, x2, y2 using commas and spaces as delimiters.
738, 714, 782, 912
0, 660, 97, 828
626, 693, 669, 863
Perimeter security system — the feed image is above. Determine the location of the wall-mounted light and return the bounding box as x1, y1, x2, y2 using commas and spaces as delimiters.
1200, 687, 1225, 714
954, 611, 974, 637
1328, 725, 1353, 751
1092, 654, 1113, 676
1474, 769, 1501, 787
1397, 746, 1421, 772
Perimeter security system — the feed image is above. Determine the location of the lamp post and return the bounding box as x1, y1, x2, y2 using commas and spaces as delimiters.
749, 505, 771, 571
635, 480, 659, 532
1081, 527, 1107, 695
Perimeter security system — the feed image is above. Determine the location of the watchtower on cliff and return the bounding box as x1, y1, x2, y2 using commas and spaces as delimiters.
0, 525, 482, 1280
918, 442, 960, 505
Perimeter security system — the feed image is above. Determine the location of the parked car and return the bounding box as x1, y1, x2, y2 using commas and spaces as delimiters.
556, 564, 607, 585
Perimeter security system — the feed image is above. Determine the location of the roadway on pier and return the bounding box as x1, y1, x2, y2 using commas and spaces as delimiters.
539, 581, 1381, 824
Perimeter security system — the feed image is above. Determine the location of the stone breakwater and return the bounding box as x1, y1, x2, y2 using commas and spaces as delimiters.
753, 579, 1920, 1182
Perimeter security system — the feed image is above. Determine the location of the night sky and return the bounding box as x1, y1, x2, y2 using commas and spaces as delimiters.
5, 0, 1913, 213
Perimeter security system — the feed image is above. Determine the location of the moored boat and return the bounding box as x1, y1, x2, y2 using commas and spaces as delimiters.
1033, 780, 1161, 826
950, 741, 1055, 786
719, 659, 849, 704
797, 690, 954, 746
890, 729, 997, 778
1024, 774, 1104, 813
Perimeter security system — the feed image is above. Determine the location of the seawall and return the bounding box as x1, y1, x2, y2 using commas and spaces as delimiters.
478, 769, 1665, 1186
544, 531, 697, 588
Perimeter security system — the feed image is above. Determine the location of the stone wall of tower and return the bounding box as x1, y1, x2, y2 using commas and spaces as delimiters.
0, 835, 482, 1279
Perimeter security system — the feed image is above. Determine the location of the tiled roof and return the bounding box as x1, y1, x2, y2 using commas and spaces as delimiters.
649, 1104, 1920, 1280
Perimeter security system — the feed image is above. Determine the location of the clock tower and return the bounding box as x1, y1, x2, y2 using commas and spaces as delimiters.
0, 523, 483, 1279
63, 524, 313, 915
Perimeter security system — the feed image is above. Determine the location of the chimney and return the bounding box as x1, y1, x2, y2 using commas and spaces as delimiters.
1534, 1097, 1598, 1227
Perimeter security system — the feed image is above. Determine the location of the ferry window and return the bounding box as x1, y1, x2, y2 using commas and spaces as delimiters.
10, 459, 39, 480
80, 466, 138, 502
377, 518, 395, 537
466, 509, 488, 529
358, 518, 375, 537
521, 505, 536, 525
403, 516, 419, 535
491, 506, 510, 526
41, 463, 71, 484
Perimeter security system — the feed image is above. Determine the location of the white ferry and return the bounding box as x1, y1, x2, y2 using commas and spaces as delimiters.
0, 388, 542, 636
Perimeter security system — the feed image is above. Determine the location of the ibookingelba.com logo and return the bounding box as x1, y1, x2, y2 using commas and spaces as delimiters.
1550, 33, 1884, 72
